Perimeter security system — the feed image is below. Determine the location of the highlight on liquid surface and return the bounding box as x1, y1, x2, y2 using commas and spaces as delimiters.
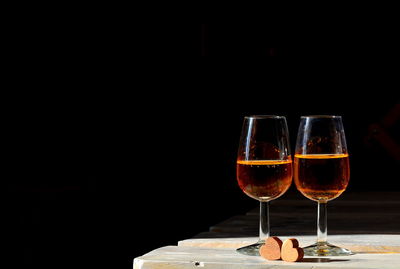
294, 154, 350, 202
236, 159, 293, 201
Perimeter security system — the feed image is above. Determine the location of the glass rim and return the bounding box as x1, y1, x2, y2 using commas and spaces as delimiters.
301, 115, 342, 119
245, 115, 285, 119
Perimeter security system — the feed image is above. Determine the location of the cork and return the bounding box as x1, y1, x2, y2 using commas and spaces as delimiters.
281, 238, 304, 262
259, 237, 283, 260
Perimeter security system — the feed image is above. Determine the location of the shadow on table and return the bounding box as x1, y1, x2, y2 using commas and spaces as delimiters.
300, 257, 350, 263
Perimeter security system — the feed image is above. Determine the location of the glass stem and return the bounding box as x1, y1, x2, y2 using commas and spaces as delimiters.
259, 201, 269, 241
317, 201, 327, 244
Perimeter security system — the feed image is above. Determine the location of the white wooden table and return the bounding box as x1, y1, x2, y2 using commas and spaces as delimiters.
134, 192, 400, 268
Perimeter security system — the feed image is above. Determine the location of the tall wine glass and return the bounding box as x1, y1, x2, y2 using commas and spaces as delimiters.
236, 115, 292, 256
294, 115, 352, 256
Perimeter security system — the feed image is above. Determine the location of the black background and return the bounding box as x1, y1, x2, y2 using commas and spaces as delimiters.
7, 21, 400, 268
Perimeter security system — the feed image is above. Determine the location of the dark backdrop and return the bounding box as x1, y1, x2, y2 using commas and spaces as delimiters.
7, 22, 400, 268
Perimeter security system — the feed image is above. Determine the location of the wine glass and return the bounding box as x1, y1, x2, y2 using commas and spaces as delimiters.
236, 115, 292, 256
294, 115, 352, 256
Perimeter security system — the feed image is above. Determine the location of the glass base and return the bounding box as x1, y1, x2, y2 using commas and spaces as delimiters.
236, 241, 264, 256
303, 242, 353, 256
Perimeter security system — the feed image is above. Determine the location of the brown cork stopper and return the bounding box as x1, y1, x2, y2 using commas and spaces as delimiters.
281, 238, 304, 262
259, 236, 283, 260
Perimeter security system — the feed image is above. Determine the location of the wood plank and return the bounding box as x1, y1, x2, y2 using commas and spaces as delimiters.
134, 192, 400, 268
179, 235, 400, 253
134, 245, 400, 269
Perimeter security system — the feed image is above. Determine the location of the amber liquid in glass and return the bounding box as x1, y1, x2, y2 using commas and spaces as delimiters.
237, 159, 293, 201
294, 154, 350, 202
